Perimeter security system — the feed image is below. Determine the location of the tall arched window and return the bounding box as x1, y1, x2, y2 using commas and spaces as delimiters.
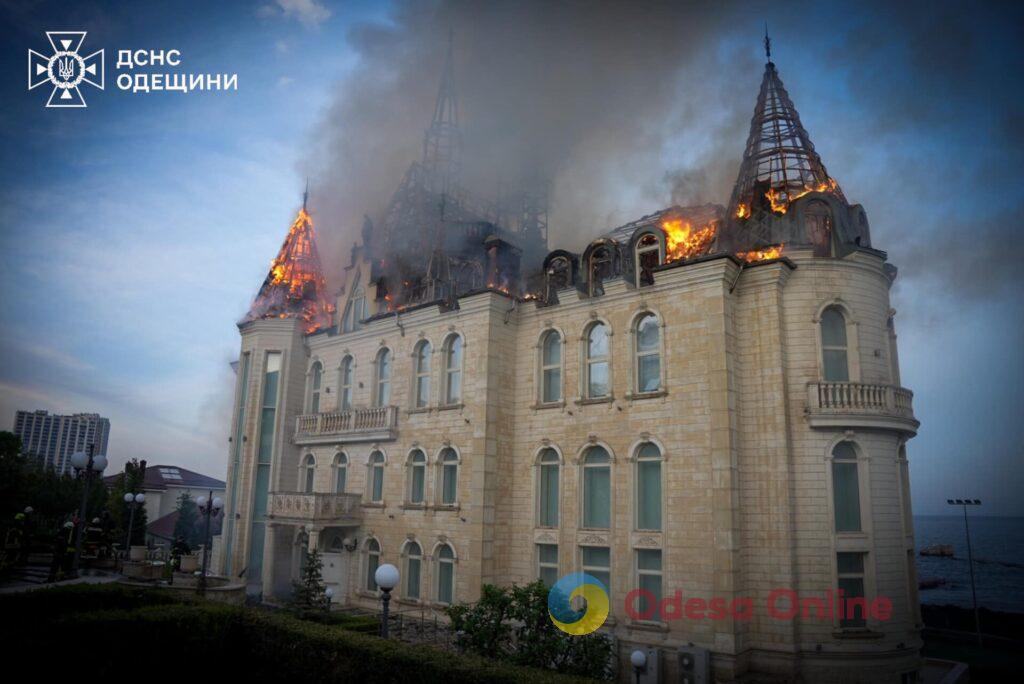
414, 341, 432, 408
635, 313, 661, 393
407, 449, 426, 504
537, 448, 559, 527
585, 322, 610, 399
333, 452, 348, 493
302, 454, 316, 493
364, 538, 381, 591
820, 307, 849, 382
635, 233, 661, 285
308, 361, 323, 412
540, 330, 562, 403
635, 443, 662, 531
832, 441, 862, 533
404, 541, 423, 599
338, 357, 353, 411
375, 349, 392, 406
368, 451, 385, 503
436, 544, 455, 604
582, 446, 611, 529
806, 201, 833, 257
443, 335, 463, 404
343, 272, 366, 332
439, 448, 458, 505
589, 247, 612, 296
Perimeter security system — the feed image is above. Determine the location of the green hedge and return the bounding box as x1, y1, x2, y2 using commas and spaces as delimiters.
0, 585, 594, 683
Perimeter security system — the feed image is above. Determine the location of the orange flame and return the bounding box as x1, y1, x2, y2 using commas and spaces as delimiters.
735, 203, 751, 219
736, 244, 784, 263
765, 178, 839, 215
661, 218, 717, 262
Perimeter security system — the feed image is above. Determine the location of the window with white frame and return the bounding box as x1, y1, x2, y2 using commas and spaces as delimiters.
634, 313, 661, 393
302, 453, 316, 493
582, 446, 611, 529
405, 541, 423, 599
539, 330, 562, 403
584, 323, 610, 399
820, 306, 849, 382
443, 335, 463, 404
413, 340, 432, 408
333, 452, 348, 493
375, 348, 392, 406
308, 361, 323, 412
436, 543, 455, 604
439, 447, 458, 505
339, 357, 353, 411
635, 232, 661, 285
368, 451, 385, 503
581, 546, 610, 597
635, 442, 662, 530
636, 548, 663, 619
365, 538, 381, 591
407, 449, 426, 504
537, 543, 558, 587
538, 448, 560, 527
832, 441, 861, 532
836, 552, 867, 628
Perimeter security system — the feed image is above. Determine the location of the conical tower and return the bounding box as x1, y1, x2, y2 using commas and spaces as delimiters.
242, 188, 334, 333
728, 32, 845, 218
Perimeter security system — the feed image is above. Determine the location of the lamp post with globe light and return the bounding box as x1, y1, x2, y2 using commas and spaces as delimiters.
195, 491, 223, 596
69, 445, 107, 577
324, 586, 334, 613
123, 492, 146, 554
630, 649, 647, 684
374, 563, 400, 638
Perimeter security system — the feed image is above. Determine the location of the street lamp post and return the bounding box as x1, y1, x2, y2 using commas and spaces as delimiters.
69, 445, 108, 578
630, 649, 648, 684
123, 492, 146, 556
196, 491, 224, 596
374, 563, 400, 639
947, 498, 983, 646
324, 586, 334, 613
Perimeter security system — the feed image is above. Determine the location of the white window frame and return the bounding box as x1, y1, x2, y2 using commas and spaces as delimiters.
582, 321, 612, 400
814, 300, 860, 383
634, 441, 663, 531
333, 451, 348, 494
634, 231, 663, 286
580, 545, 611, 599
338, 356, 354, 411
301, 453, 316, 493
307, 360, 323, 413
403, 540, 423, 600
537, 543, 559, 586
434, 542, 457, 604
374, 347, 393, 407
366, 450, 386, 503
536, 446, 561, 527
631, 311, 664, 395
442, 333, 464, 406
412, 340, 432, 409
436, 446, 460, 506
363, 537, 381, 592
406, 448, 427, 505
580, 444, 612, 530
538, 329, 564, 405
635, 548, 663, 622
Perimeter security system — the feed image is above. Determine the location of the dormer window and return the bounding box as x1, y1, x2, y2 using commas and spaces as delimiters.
635, 233, 662, 286
588, 247, 612, 296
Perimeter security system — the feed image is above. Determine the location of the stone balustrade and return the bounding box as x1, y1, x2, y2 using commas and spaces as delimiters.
294, 405, 399, 445
267, 491, 363, 525
806, 381, 918, 434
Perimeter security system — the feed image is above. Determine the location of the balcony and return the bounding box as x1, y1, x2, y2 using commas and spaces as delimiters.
294, 406, 399, 445
806, 382, 918, 435
267, 492, 363, 526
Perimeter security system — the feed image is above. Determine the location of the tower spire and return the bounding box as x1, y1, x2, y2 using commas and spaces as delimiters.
728, 42, 845, 218
764, 22, 771, 63
302, 177, 309, 212
422, 28, 461, 194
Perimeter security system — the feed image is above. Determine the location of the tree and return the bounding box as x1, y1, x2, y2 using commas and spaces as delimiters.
290, 546, 328, 613
446, 581, 613, 679
172, 492, 201, 547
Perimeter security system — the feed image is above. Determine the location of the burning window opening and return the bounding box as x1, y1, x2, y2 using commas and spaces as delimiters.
736, 244, 785, 263
661, 218, 718, 262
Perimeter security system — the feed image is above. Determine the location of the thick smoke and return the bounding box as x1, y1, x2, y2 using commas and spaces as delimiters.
306, 0, 761, 285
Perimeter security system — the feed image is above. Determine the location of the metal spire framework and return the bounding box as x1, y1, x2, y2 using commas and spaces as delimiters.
242, 193, 334, 333
422, 30, 461, 194
728, 33, 845, 218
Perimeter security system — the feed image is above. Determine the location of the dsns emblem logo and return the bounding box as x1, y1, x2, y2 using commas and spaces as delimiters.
28, 32, 104, 108
548, 572, 609, 635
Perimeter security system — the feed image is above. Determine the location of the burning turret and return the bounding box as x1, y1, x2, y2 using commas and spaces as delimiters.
241, 192, 334, 334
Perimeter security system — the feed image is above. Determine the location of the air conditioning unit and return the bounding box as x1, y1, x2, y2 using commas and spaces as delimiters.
637, 647, 661, 684
678, 644, 711, 684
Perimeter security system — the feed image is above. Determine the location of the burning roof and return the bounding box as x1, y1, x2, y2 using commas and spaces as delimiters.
241, 203, 334, 334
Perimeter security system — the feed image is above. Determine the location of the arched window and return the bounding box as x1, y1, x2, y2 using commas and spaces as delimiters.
327, 534, 344, 553
436, 544, 455, 604
537, 448, 559, 527
407, 449, 426, 504
547, 256, 571, 291
375, 349, 392, 406
820, 307, 849, 382
634, 313, 661, 393
308, 361, 323, 413
413, 340, 432, 408
588, 247, 612, 296
635, 443, 662, 531
364, 538, 381, 591
540, 330, 562, 403
887, 316, 900, 385
805, 201, 833, 257
585, 322, 610, 399
302, 454, 316, 493
333, 452, 348, 493
635, 233, 662, 286
404, 541, 423, 599
338, 356, 353, 411
439, 448, 458, 505
582, 446, 611, 529
443, 335, 463, 405
343, 272, 366, 333
368, 451, 385, 503
832, 441, 861, 533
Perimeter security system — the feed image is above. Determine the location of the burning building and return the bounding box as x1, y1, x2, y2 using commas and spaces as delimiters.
221, 38, 921, 684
